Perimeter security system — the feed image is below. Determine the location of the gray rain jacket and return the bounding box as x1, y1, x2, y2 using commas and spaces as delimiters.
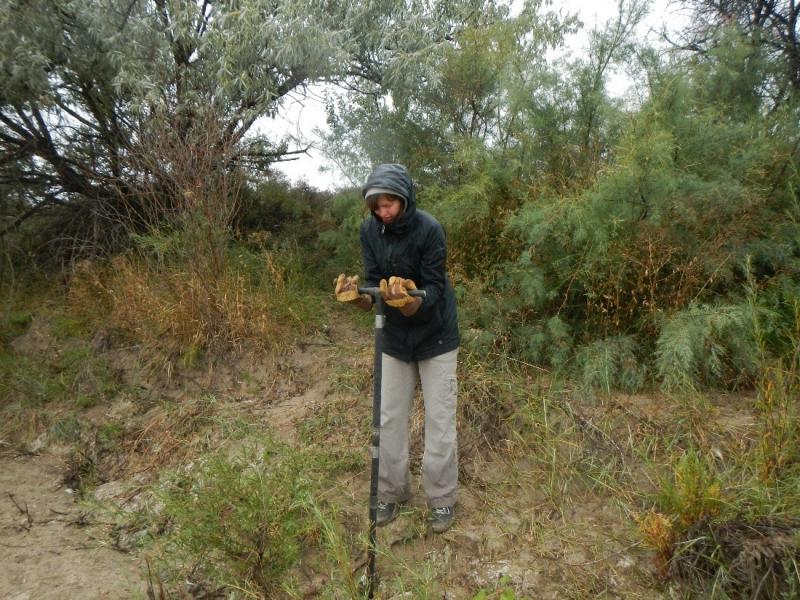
360, 164, 459, 362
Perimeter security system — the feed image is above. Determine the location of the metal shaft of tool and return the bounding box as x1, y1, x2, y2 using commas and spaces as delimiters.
358, 286, 425, 599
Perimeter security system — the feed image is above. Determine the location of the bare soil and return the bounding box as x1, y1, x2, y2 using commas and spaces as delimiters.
0, 450, 143, 599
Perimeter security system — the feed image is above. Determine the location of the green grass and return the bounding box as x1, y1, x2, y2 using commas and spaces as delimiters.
0, 350, 67, 406
473, 576, 528, 600
330, 363, 371, 395
0, 310, 32, 343
51, 313, 89, 339
98, 422, 126, 445
0, 310, 119, 446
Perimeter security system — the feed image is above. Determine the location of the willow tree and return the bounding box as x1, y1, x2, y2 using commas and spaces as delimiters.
0, 0, 483, 257
323, 0, 578, 184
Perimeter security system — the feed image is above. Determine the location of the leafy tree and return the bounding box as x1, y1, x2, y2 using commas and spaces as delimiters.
506, 29, 800, 387
675, 0, 800, 103
323, 0, 578, 185
0, 0, 486, 257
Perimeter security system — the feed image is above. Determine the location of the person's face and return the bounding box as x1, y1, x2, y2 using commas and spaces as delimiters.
375, 195, 404, 224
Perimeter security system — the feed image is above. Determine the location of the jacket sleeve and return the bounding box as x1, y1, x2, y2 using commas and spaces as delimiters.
407, 221, 446, 324
360, 221, 382, 287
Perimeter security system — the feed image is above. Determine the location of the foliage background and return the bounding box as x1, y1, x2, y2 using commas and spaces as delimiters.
2, 1, 800, 597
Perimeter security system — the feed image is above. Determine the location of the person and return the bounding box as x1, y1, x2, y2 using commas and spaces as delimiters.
334, 163, 460, 533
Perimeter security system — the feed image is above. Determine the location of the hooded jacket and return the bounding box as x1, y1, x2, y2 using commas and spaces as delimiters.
360, 164, 459, 362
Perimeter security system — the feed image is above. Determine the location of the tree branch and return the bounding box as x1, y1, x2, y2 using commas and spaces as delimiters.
0, 193, 65, 238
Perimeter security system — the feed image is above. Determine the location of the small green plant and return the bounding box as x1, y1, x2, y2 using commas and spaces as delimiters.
0, 310, 32, 343
158, 439, 331, 596
51, 313, 88, 339
473, 576, 526, 599
49, 414, 83, 443
658, 448, 723, 528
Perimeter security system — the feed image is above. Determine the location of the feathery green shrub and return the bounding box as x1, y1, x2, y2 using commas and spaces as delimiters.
158, 440, 332, 596
655, 303, 758, 391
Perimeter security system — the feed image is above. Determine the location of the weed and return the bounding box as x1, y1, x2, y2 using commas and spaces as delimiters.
576, 335, 646, 394
119, 394, 222, 477
458, 349, 532, 446
179, 344, 204, 369
383, 559, 440, 599
156, 439, 334, 597
296, 395, 368, 475
97, 247, 315, 360
51, 313, 88, 339
0, 348, 60, 401
75, 394, 97, 409
636, 510, 675, 573
310, 502, 363, 599
49, 414, 83, 443
755, 363, 799, 481
658, 448, 723, 528
238, 369, 261, 394
98, 422, 126, 445
669, 516, 800, 598
62, 444, 100, 492
473, 575, 527, 599
0, 310, 31, 343
331, 363, 371, 395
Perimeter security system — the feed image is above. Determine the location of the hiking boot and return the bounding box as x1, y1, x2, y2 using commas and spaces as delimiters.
429, 505, 455, 533
376, 501, 399, 526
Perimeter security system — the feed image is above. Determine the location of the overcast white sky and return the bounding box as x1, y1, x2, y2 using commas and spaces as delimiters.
268, 0, 689, 191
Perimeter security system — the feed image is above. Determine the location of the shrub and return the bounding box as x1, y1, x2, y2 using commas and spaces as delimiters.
756, 363, 800, 482
67, 243, 311, 358
655, 303, 759, 390
658, 449, 724, 529
158, 440, 330, 596
576, 335, 646, 393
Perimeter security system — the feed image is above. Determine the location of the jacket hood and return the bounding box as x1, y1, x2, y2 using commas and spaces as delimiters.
362, 163, 417, 235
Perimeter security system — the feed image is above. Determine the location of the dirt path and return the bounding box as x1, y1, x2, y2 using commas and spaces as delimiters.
0, 451, 144, 599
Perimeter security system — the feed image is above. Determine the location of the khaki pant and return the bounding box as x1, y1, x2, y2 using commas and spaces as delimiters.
378, 349, 458, 508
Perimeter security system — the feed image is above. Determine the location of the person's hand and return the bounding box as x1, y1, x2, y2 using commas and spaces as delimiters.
380, 276, 417, 308
334, 274, 362, 303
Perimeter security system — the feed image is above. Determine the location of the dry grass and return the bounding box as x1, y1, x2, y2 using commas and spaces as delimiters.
669, 516, 800, 599
58, 109, 306, 362
67, 252, 298, 361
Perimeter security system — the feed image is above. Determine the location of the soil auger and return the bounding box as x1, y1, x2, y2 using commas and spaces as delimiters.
357, 285, 426, 599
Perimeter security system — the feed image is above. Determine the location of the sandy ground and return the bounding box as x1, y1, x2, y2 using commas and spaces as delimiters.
0, 312, 669, 598
0, 451, 145, 599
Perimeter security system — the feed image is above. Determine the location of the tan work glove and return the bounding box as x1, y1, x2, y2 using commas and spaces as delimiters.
334, 274, 362, 303
380, 276, 418, 308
